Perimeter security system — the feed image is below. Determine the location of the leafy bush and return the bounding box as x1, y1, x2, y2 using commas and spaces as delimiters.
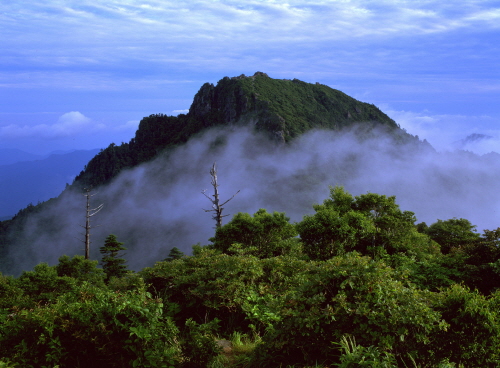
251, 253, 446, 367
180, 318, 221, 367
334, 335, 397, 368
297, 186, 436, 261
0, 282, 180, 368
56, 254, 106, 286
297, 205, 374, 260
425, 218, 480, 254
0, 273, 24, 310
142, 248, 264, 333
15, 262, 76, 308
210, 209, 297, 258
107, 271, 146, 292
430, 285, 500, 367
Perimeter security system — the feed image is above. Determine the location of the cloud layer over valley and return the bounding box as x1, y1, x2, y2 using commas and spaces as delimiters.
6, 126, 500, 274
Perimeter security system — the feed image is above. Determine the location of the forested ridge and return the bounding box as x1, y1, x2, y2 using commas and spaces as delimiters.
1, 186, 500, 367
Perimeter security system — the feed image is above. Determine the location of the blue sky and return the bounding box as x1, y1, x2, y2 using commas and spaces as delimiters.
1, 0, 499, 155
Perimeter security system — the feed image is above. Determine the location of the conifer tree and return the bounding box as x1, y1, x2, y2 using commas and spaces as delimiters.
100, 234, 127, 280
165, 247, 185, 261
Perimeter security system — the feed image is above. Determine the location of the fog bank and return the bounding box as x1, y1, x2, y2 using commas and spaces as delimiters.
6, 126, 500, 274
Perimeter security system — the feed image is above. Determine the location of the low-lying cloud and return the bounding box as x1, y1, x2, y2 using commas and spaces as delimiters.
389, 109, 500, 154
5, 125, 500, 275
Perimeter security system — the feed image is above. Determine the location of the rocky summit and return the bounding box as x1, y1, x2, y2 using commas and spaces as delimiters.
188, 71, 399, 142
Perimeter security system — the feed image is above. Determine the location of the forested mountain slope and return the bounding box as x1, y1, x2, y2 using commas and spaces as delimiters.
73, 72, 420, 189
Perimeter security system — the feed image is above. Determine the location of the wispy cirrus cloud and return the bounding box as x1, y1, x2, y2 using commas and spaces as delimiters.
1, 1, 497, 98
2, 1, 498, 83
2, 1, 499, 67
0, 70, 194, 91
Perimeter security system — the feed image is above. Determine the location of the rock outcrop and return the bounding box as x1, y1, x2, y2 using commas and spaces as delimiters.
188, 71, 399, 143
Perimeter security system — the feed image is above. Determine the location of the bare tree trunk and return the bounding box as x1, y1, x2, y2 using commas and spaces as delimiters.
81, 188, 103, 259
202, 162, 239, 228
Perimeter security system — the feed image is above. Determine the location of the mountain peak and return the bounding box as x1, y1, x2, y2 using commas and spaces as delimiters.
70, 73, 419, 189
188, 72, 399, 143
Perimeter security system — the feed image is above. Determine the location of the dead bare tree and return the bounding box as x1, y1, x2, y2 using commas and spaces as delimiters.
202, 162, 240, 228
80, 188, 104, 259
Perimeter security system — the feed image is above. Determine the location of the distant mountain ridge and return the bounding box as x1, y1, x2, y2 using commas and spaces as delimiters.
0, 149, 99, 218
0, 149, 44, 166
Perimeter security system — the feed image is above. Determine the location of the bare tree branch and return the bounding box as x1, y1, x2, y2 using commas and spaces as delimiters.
202, 162, 239, 228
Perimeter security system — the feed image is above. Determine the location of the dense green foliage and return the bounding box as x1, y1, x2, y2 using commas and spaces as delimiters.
209, 209, 299, 258
0, 281, 179, 368
297, 186, 438, 262
2, 187, 500, 367
233, 73, 399, 139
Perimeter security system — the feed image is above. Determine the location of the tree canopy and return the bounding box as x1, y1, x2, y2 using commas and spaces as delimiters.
1, 186, 500, 367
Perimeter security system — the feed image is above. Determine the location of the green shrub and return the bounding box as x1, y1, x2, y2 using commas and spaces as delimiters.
16, 262, 76, 308
0, 273, 25, 310
55, 255, 106, 287
142, 248, 264, 333
180, 318, 221, 367
334, 335, 397, 368
0, 282, 180, 368
297, 186, 436, 261
430, 285, 500, 367
251, 253, 445, 367
210, 209, 297, 258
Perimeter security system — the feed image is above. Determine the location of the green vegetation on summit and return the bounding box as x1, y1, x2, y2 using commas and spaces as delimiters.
74, 72, 411, 189
190, 72, 399, 141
